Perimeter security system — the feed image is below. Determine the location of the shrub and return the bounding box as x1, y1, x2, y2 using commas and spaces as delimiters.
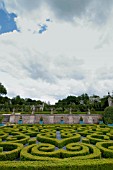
86, 134, 108, 144
28, 138, 36, 145
62, 143, 89, 158
106, 133, 113, 140
0, 132, 8, 140
37, 133, 81, 148
20, 144, 59, 161
96, 141, 113, 158
0, 142, 23, 160
1, 123, 113, 166
31, 143, 60, 158
103, 106, 113, 124
6, 133, 30, 145
1, 159, 113, 170
82, 138, 90, 144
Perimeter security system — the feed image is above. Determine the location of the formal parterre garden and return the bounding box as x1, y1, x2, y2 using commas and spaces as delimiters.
0, 124, 113, 169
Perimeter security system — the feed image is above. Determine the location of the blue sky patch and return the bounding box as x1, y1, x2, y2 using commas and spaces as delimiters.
38, 18, 52, 34
39, 24, 48, 34
0, 1, 18, 35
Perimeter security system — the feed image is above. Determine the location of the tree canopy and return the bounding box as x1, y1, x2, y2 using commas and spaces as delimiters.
103, 106, 113, 124
0, 83, 7, 96
0, 83, 111, 113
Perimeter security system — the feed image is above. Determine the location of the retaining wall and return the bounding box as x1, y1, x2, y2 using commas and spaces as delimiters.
7, 114, 102, 124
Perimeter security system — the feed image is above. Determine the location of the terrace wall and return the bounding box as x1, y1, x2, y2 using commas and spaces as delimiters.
7, 114, 102, 124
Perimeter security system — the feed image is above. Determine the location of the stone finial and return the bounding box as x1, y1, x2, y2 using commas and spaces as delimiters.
31, 105, 35, 114
88, 109, 90, 115
108, 97, 113, 106
51, 108, 53, 114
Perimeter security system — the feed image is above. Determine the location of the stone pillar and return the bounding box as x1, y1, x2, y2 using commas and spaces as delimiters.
51, 108, 53, 114
31, 105, 35, 114
49, 116, 54, 124
12, 108, 15, 114
87, 109, 90, 115
9, 115, 15, 123
108, 97, 113, 106
69, 108, 72, 114
29, 115, 35, 124
69, 116, 73, 124
87, 116, 93, 124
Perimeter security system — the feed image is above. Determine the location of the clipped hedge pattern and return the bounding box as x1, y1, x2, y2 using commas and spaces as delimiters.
0, 142, 23, 160
96, 141, 113, 158
20, 142, 101, 160
37, 132, 81, 148
0, 123, 113, 165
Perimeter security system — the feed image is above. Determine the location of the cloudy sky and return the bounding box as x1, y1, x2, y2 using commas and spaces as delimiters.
0, 0, 113, 104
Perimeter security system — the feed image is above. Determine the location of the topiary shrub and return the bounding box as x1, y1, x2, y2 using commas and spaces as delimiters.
103, 106, 113, 124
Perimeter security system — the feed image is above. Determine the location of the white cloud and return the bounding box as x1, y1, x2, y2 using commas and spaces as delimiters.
0, 0, 113, 103
4, 0, 113, 24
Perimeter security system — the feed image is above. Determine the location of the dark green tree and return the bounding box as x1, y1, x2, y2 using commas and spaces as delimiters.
101, 96, 109, 110
103, 106, 113, 124
11, 95, 25, 105
0, 83, 7, 96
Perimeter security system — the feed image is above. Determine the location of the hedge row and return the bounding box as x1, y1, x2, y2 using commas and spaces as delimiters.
61, 132, 76, 138
20, 144, 59, 161
32, 143, 91, 159
96, 127, 110, 135
63, 143, 89, 158
82, 138, 90, 144
37, 133, 81, 148
20, 142, 101, 160
86, 134, 109, 145
2, 159, 113, 170
0, 142, 23, 160
96, 141, 113, 158
40, 129, 56, 133
65, 143, 101, 160
28, 138, 36, 145
31, 143, 60, 158
0, 132, 9, 140
6, 134, 30, 145
40, 132, 56, 138
60, 129, 76, 138
106, 133, 113, 140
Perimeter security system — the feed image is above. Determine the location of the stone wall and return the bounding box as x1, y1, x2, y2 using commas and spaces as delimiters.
7, 114, 102, 124
2, 114, 10, 123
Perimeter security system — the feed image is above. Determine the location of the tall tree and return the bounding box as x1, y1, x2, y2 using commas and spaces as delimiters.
0, 83, 7, 96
